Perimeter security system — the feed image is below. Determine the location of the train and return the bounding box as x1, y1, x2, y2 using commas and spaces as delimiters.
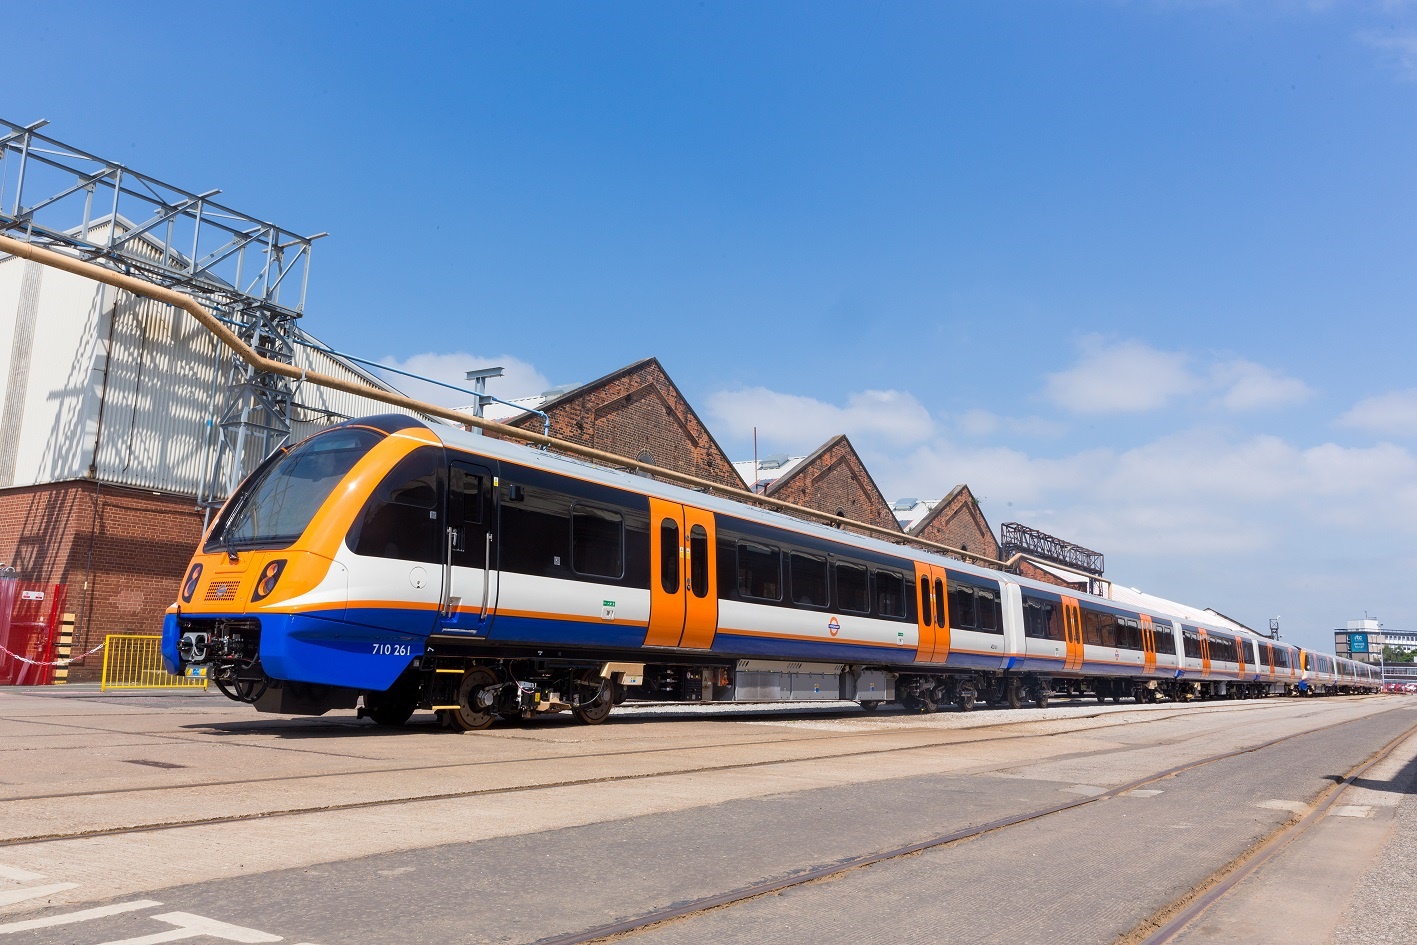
162, 415, 1382, 729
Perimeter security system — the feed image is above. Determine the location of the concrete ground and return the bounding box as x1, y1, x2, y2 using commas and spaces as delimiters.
0, 687, 1412, 945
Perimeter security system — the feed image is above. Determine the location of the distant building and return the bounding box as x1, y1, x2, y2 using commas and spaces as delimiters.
909, 485, 1001, 563
759, 435, 900, 535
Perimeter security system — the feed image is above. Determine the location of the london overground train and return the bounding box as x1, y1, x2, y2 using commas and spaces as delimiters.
163, 416, 1380, 729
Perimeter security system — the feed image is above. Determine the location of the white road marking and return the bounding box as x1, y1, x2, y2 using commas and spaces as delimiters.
1259, 799, 1310, 814
1329, 805, 1374, 818
0, 883, 78, 907
0, 900, 163, 934
0, 867, 43, 884
94, 911, 282, 944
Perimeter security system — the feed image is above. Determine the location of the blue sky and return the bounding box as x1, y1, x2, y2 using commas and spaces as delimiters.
12, 2, 1417, 650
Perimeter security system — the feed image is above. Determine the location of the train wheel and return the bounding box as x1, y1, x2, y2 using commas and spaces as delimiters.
1033, 685, 1049, 709
1006, 679, 1023, 710
956, 683, 977, 712
448, 667, 498, 731
572, 672, 614, 725
858, 700, 881, 712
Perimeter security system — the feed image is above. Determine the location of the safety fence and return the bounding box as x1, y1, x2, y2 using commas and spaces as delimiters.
100, 634, 207, 691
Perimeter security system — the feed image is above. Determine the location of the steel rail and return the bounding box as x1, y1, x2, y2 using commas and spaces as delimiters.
0, 233, 1013, 571
1133, 714, 1417, 945
0, 698, 1367, 849
526, 703, 1415, 945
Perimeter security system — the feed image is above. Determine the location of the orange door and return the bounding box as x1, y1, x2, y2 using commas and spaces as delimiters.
1236, 638, 1246, 679
913, 564, 935, 664
912, 563, 951, 664
680, 506, 719, 649
1141, 617, 1156, 674
645, 497, 687, 647
1200, 632, 1212, 678
1062, 597, 1083, 671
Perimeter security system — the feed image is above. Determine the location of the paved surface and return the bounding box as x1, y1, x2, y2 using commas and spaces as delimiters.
0, 687, 1412, 944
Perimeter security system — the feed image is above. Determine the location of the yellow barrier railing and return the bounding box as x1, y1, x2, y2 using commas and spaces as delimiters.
100, 634, 208, 691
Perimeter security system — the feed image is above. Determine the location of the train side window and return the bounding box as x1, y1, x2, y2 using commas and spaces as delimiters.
1022, 599, 1042, 638
790, 553, 829, 608
949, 582, 976, 629
347, 447, 442, 564
836, 563, 869, 613
1153, 625, 1176, 655
738, 541, 781, 601
874, 570, 906, 618
934, 578, 945, 628
919, 577, 931, 625
976, 587, 1002, 634
1182, 631, 1202, 660
1118, 618, 1141, 651
660, 518, 679, 594
689, 525, 708, 599
1081, 609, 1102, 646
571, 505, 624, 579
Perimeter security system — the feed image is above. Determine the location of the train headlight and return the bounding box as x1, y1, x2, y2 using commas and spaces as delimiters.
251, 559, 287, 602
180, 563, 203, 603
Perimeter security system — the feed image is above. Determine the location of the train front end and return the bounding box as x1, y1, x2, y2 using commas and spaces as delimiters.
162, 418, 437, 712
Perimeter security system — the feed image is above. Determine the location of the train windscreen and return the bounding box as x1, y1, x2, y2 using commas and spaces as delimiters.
206, 427, 384, 553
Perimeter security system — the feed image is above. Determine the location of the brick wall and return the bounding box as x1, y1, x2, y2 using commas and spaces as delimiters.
910, 485, 1001, 561
764, 435, 900, 535
507, 357, 746, 491
0, 480, 202, 681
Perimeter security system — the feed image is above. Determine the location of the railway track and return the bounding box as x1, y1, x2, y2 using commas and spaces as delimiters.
0, 698, 1367, 848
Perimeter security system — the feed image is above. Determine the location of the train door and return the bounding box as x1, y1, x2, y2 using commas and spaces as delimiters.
1199, 631, 1212, 679
438, 460, 499, 636
1235, 637, 1246, 679
644, 498, 718, 649
1141, 617, 1156, 674
913, 563, 950, 664
1061, 597, 1083, 671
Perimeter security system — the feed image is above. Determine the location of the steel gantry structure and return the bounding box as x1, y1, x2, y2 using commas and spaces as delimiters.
0, 117, 324, 507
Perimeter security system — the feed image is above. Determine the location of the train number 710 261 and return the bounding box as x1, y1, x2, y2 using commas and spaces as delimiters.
372, 643, 412, 656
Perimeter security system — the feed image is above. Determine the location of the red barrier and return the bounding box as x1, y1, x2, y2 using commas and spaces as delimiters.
0, 582, 66, 685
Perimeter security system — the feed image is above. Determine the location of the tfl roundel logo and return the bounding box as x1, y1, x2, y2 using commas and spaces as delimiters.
827, 616, 841, 637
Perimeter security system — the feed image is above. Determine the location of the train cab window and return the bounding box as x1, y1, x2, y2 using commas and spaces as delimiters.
659, 518, 680, 594
836, 563, 869, 613
689, 525, 709, 598
975, 587, 1002, 633
874, 570, 907, 618
934, 578, 946, 628
790, 553, 829, 608
949, 581, 977, 629
571, 505, 624, 579
212, 427, 383, 554
738, 542, 782, 601
919, 577, 931, 625
347, 447, 443, 564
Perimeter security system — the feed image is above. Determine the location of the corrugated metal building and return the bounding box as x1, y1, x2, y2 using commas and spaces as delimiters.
0, 225, 419, 677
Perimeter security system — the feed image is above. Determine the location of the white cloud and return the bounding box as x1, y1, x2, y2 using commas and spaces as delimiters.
706, 387, 934, 453
375, 352, 551, 409
956, 409, 1067, 438
1043, 337, 1195, 414
1358, 29, 1417, 81
1044, 338, 1312, 415
1209, 360, 1313, 411
1339, 388, 1417, 438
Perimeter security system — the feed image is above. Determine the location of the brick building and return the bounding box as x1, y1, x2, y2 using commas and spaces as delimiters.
908, 484, 1000, 560
503, 357, 746, 492
763, 435, 899, 535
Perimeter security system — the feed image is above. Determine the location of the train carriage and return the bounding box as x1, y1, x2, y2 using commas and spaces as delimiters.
163, 416, 1381, 728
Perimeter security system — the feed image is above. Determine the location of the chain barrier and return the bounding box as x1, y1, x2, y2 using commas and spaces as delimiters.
0, 641, 106, 667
